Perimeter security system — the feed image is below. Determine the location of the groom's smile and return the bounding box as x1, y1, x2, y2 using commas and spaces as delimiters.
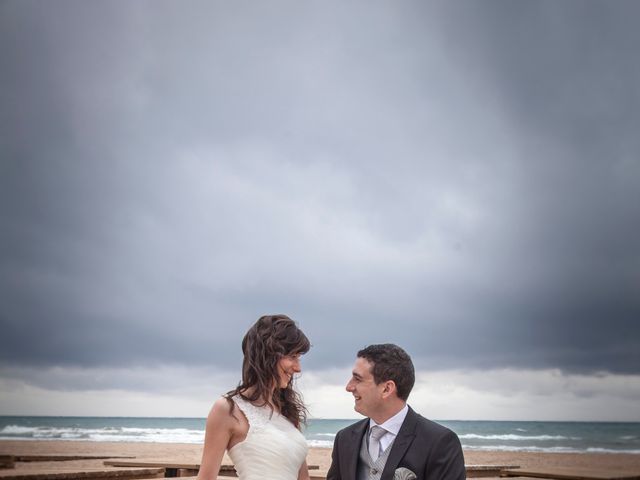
346, 357, 383, 417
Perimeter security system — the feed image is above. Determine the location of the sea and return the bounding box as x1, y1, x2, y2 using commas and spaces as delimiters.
0, 417, 639, 454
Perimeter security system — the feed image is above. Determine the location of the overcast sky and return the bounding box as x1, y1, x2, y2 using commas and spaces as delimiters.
1, 1, 639, 421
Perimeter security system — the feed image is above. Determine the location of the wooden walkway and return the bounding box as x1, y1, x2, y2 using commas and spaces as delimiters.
103, 460, 319, 478
0, 468, 165, 480
0, 454, 545, 480
103, 463, 207, 478
501, 467, 640, 480
305, 464, 521, 480
0, 458, 135, 470
467, 465, 519, 477
15, 457, 135, 464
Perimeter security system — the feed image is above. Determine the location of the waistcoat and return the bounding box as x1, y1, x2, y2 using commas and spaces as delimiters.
357, 430, 395, 480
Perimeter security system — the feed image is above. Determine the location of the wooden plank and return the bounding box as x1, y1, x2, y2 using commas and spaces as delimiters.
0, 457, 15, 470
468, 465, 519, 471
103, 463, 235, 479
103, 460, 318, 472
175, 470, 198, 478
102, 464, 192, 471
102, 464, 204, 472
501, 468, 640, 480
174, 477, 231, 480
466, 465, 519, 478
0, 467, 165, 480
16, 457, 136, 463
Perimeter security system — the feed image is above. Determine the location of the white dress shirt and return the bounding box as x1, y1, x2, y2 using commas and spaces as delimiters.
368, 404, 409, 453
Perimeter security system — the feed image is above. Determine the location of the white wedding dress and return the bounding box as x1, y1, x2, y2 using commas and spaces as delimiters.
228, 396, 308, 480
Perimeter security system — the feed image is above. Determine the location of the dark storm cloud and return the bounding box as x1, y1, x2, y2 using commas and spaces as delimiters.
1, 1, 638, 377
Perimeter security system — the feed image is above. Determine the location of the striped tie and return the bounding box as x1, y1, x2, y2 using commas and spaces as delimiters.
368, 425, 387, 461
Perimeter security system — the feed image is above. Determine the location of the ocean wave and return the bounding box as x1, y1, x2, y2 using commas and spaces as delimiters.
463, 445, 583, 453
0, 425, 204, 444
462, 445, 640, 454
459, 433, 578, 441
586, 448, 640, 454
0, 426, 37, 434
2, 419, 638, 452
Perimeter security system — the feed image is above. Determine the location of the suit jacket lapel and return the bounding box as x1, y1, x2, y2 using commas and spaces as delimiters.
381, 407, 418, 480
346, 419, 368, 480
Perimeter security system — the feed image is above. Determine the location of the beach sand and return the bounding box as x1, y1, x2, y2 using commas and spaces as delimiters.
1, 440, 639, 478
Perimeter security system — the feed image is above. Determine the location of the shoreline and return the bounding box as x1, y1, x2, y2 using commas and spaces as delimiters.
1, 440, 639, 475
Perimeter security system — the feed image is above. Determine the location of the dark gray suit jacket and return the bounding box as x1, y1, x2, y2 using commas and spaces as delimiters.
326, 407, 465, 480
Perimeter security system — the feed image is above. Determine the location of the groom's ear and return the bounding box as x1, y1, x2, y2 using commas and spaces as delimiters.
381, 380, 397, 399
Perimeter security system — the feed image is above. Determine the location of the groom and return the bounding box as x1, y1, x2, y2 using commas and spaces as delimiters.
326, 344, 465, 480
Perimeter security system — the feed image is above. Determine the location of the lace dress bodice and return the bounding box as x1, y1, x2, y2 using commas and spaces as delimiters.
228, 396, 308, 480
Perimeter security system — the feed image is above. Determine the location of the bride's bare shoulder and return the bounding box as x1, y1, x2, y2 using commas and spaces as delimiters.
205, 397, 235, 425
208, 396, 249, 425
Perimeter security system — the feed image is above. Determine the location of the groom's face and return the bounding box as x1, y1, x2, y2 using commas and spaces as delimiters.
346, 357, 384, 418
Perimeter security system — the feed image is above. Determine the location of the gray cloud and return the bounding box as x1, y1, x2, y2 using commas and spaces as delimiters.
1, 1, 639, 379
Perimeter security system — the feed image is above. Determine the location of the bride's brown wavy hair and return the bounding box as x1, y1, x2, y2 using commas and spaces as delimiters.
226, 314, 310, 429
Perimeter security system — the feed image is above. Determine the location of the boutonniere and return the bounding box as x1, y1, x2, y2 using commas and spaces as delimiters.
394, 467, 417, 480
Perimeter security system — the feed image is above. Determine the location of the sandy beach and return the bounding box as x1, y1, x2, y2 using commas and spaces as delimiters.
1, 440, 639, 478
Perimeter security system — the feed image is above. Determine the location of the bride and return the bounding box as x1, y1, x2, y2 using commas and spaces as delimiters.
197, 314, 311, 480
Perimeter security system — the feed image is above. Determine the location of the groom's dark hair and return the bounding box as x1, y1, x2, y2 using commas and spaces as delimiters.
357, 343, 415, 401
